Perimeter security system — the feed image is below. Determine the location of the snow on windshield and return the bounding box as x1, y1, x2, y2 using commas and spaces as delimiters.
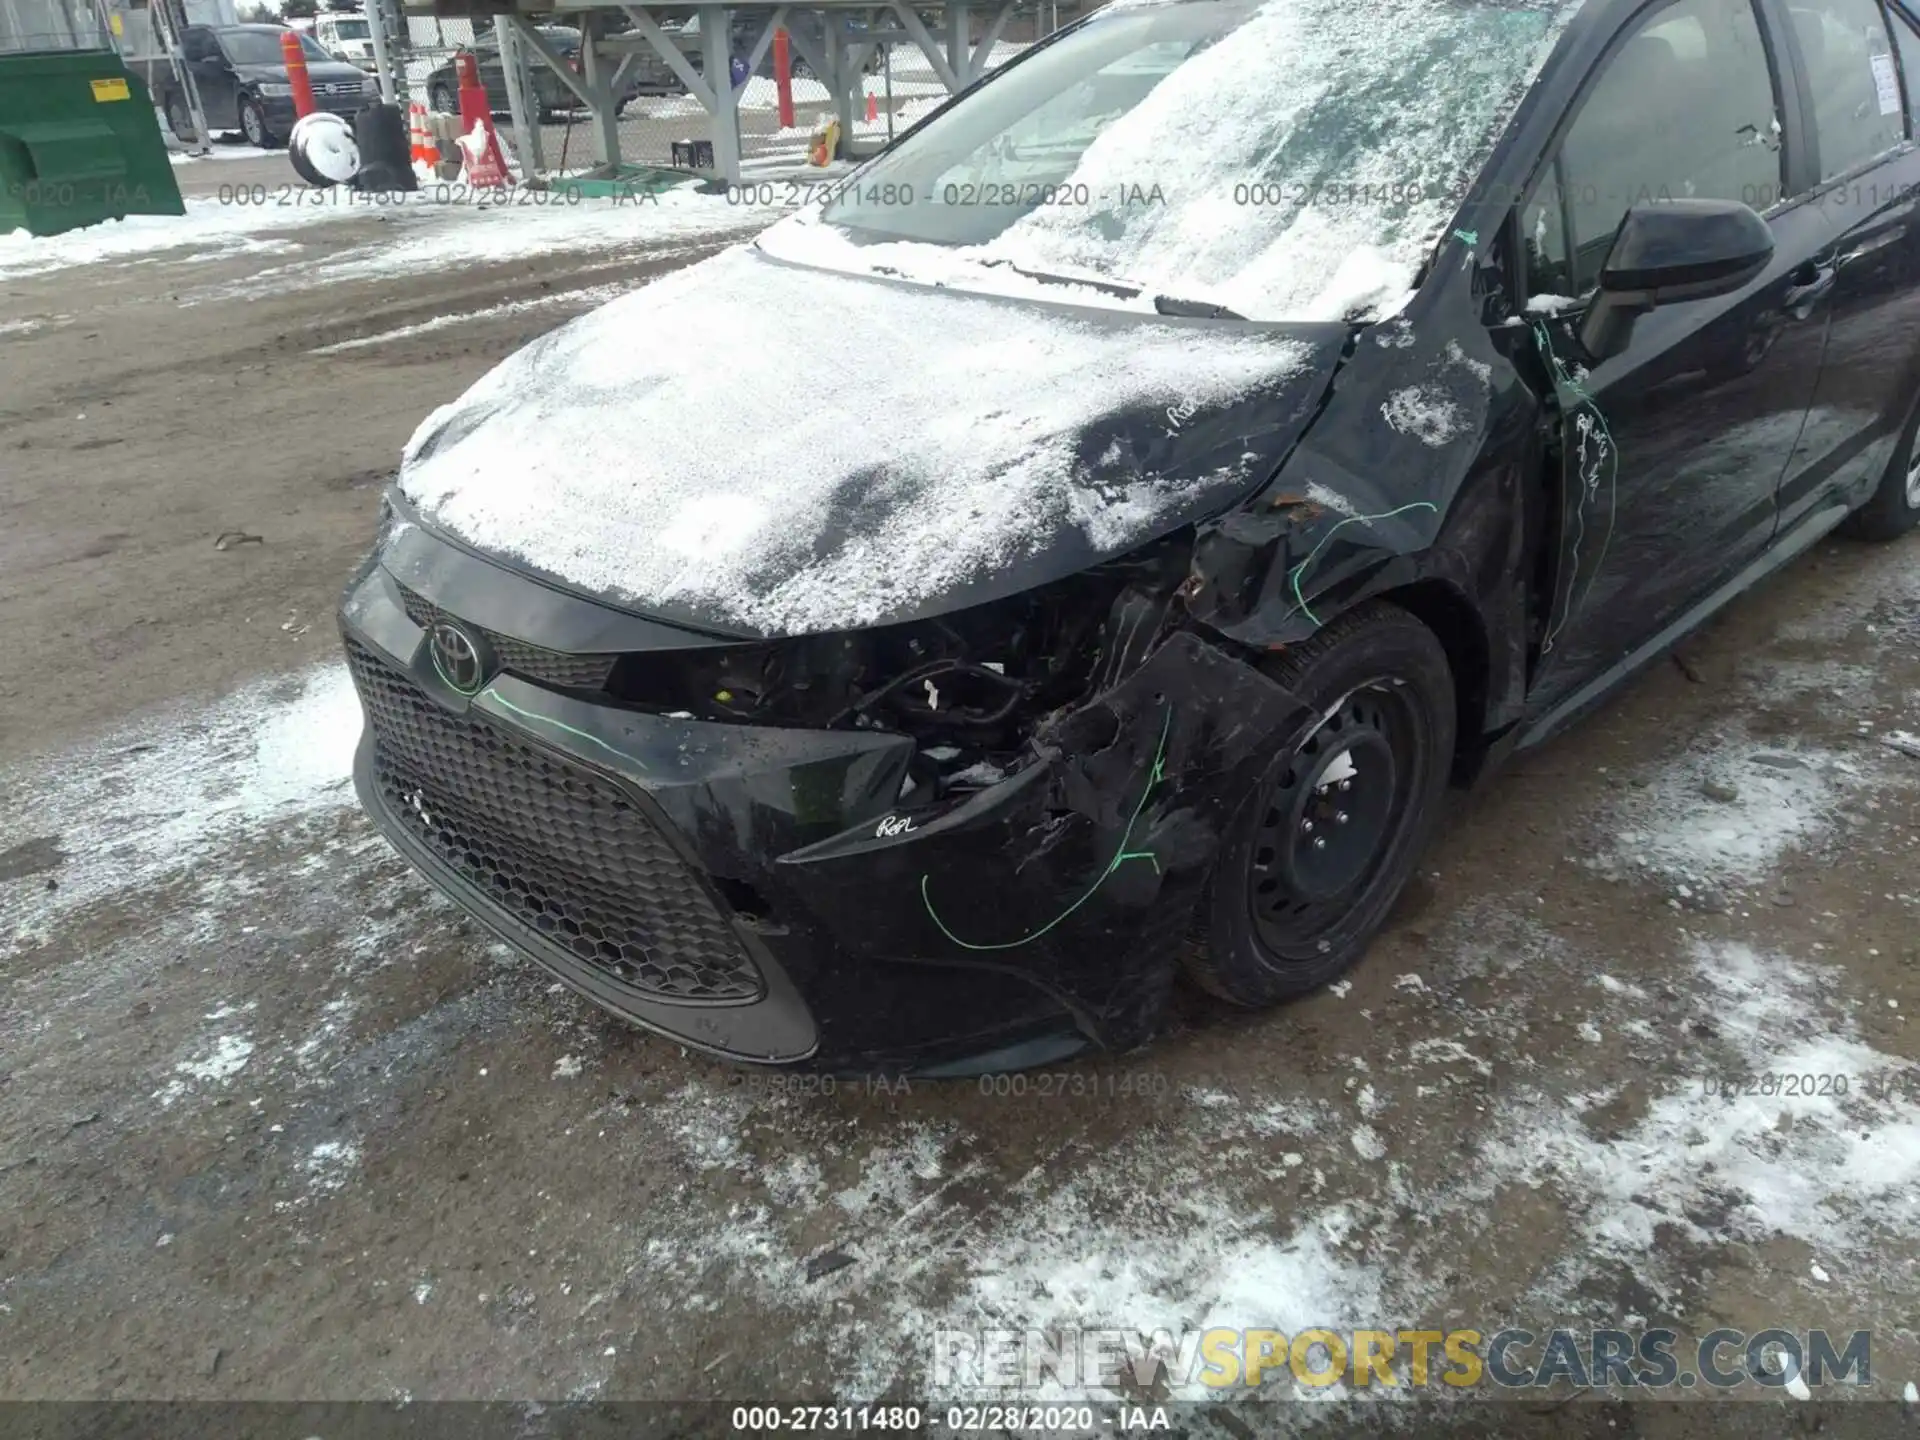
808, 0, 1570, 321
398, 246, 1318, 634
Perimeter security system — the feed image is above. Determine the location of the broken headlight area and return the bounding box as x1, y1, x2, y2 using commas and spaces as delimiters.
601, 535, 1193, 802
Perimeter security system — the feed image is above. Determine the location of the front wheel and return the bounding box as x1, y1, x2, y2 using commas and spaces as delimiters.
428, 81, 457, 114
1840, 390, 1920, 541
1183, 602, 1455, 1007
238, 94, 279, 149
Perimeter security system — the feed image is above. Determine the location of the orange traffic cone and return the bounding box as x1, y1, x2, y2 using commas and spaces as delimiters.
408, 102, 439, 168
865, 89, 877, 123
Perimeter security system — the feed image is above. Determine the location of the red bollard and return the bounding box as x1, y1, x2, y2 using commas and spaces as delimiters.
453, 49, 511, 184
773, 28, 794, 129
280, 29, 315, 119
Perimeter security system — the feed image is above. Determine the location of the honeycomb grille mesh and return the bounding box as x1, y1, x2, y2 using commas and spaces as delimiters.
346, 639, 763, 1004
396, 583, 615, 691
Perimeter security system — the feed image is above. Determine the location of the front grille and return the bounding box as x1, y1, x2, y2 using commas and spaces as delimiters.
395, 583, 615, 692
346, 638, 764, 1004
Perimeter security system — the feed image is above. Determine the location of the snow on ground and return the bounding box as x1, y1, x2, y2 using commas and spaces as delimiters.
1596, 728, 1865, 890
0, 202, 345, 281
4, 558, 1919, 1400
194, 190, 780, 301
2, 184, 781, 288
308, 281, 630, 354
0, 664, 360, 945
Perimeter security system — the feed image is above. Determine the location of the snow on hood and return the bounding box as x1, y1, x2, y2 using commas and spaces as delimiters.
398, 244, 1327, 636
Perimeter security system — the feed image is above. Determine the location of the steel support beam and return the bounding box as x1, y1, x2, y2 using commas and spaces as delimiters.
888, 0, 958, 91
577, 12, 622, 166
968, 0, 1016, 82
616, 5, 714, 110
511, 15, 597, 110
943, 3, 969, 88
495, 15, 545, 176
697, 3, 742, 183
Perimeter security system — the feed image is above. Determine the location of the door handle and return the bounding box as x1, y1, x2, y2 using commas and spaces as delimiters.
1783, 260, 1837, 314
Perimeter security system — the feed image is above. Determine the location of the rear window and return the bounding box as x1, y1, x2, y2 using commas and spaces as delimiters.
1892, 2, 1920, 130
1788, 0, 1904, 177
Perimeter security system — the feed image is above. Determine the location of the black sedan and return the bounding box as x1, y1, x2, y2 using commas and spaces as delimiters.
340, 0, 1920, 1076
420, 26, 648, 121
160, 24, 376, 148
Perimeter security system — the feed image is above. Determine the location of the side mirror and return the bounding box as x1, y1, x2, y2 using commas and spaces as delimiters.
1578, 198, 1774, 362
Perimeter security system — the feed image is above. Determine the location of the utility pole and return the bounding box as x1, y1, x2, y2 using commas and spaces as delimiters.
363, 0, 397, 103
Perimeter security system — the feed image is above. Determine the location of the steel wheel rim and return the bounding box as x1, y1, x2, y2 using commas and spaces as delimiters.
1247, 683, 1418, 954
242, 104, 263, 145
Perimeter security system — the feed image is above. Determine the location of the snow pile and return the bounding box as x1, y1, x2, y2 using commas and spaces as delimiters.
399, 244, 1317, 634
0, 200, 349, 280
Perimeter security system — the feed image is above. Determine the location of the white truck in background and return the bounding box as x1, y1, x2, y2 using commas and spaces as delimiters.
311, 11, 376, 69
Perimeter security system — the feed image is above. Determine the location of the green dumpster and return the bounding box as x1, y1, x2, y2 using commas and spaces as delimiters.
0, 49, 184, 238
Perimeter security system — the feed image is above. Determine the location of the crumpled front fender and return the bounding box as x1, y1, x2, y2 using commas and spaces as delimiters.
778, 631, 1313, 1046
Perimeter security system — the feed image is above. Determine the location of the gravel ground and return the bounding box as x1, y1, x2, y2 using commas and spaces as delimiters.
1, 202, 1917, 1432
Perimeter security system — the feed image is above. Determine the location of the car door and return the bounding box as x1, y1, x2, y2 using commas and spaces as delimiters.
1775, 0, 1920, 528
1518, 0, 1836, 706
182, 27, 238, 128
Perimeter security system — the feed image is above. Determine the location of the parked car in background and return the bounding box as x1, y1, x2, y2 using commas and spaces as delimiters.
419, 26, 647, 120
148, 24, 376, 149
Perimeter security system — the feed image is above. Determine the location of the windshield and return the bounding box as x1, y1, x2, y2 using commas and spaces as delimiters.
221, 28, 332, 64
328, 18, 369, 39
810, 0, 1570, 321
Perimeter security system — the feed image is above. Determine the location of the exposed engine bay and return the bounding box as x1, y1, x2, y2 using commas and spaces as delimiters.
602, 535, 1194, 805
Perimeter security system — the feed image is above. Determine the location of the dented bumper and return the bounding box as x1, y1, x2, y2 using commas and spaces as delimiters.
340, 553, 1313, 1076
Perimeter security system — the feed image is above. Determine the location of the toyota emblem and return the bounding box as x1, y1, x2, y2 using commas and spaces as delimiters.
429, 620, 487, 695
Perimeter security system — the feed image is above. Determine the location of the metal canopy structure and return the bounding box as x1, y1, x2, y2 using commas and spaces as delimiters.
403, 0, 1024, 184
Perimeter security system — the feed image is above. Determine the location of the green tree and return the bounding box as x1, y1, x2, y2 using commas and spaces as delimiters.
280, 0, 319, 18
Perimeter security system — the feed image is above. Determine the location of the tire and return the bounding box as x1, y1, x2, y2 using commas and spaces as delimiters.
428, 81, 456, 114
238, 94, 279, 149
1183, 602, 1456, 1007
1840, 390, 1920, 541
164, 91, 197, 143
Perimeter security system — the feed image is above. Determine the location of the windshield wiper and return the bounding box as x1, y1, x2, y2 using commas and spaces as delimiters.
1153, 294, 1245, 320
977, 259, 1143, 300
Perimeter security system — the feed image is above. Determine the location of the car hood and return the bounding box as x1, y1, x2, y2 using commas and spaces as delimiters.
235, 59, 367, 84
396, 239, 1348, 640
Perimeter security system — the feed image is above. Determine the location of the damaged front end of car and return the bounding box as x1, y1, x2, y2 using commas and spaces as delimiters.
341, 491, 1335, 1075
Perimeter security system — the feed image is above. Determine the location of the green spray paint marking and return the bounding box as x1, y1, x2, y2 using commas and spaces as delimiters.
920, 705, 1173, 952
1453, 228, 1479, 247
1531, 319, 1618, 654
485, 687, 649, 770
1287, 501, 1440, 627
